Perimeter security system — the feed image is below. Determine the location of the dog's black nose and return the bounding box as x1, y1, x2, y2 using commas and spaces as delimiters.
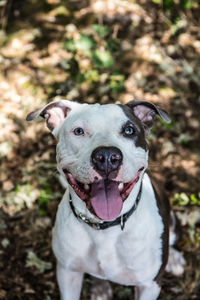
91, 147, 123, 176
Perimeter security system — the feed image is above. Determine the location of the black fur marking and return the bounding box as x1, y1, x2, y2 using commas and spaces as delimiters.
118, 105, 148, 150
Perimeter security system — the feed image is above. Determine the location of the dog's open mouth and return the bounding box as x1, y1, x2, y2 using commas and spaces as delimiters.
63, 168, 144, 221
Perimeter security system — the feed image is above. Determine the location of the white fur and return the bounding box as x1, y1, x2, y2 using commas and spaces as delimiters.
135, 282, 161, 300
166, 247, 186, 276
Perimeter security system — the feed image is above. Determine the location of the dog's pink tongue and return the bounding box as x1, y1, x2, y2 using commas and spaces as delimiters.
90, 180, 123, 221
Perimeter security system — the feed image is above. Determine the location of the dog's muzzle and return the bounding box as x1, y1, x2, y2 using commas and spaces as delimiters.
63, 146, 144, 221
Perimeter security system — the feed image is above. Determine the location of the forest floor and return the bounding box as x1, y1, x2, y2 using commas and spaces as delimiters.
0, 0, 200, 299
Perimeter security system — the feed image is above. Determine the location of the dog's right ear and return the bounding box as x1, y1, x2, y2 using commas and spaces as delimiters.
26, 100, 77, 131
126, 100, 171, 134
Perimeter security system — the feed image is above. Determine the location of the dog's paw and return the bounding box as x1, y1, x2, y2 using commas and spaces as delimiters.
165, 247, 186, 276
91, 278, 112, 300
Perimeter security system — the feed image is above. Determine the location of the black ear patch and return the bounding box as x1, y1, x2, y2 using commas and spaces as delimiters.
126, 100, 171, 133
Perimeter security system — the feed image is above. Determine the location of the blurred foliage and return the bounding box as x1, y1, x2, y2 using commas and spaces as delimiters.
152, 0, 199, 12
4, 183, 39, 213
114, 286, 132, 299
63, 24, 124, 96
26, 251, 52, 273
173, 192, 200, 206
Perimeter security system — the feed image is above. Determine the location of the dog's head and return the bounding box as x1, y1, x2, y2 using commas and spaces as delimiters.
27, 100, 170, 221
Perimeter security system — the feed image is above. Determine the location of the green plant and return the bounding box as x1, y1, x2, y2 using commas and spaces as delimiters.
110, 73, 125, 93
26, 251, 52, 273
173, 192, 200, 206
152, 0, 199, 10
92, 24, 110, 38
38, 187, 52, 215
92, 49, 114, 69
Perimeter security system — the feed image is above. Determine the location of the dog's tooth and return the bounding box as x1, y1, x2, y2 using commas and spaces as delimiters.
118, 183, 124, 191
84, 184, 90, 191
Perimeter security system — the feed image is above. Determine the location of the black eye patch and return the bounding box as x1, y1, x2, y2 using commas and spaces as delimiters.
121, 120, 148, 150
118, 105, 148, 150
122, 122, 137, 138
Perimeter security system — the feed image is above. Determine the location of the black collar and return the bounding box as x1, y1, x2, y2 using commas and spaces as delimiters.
69, 179, 143, 231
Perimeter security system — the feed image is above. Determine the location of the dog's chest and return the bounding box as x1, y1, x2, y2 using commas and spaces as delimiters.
53, 187, 164, 285
86, 225, 163, 285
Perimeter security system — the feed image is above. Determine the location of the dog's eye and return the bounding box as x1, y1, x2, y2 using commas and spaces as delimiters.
124, 125, 135, 136
73, 127, 84, 136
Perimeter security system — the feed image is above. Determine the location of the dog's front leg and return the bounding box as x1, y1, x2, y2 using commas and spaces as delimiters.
57, 263, 83, 300
134, 282, 161, 300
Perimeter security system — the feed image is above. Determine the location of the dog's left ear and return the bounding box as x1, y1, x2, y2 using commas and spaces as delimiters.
126, 100, 171, 133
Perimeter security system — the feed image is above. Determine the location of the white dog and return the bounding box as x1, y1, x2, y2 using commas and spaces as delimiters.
27, 99, 185, 300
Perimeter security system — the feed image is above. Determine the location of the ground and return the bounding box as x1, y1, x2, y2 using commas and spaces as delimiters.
0, 0, 200, 299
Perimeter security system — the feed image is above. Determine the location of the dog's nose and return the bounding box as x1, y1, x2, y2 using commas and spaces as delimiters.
91, 147, 123, 176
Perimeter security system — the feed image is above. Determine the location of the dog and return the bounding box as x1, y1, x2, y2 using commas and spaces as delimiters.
26, 99, 185, 300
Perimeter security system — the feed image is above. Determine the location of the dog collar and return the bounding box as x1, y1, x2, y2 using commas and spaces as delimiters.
69, 179, 143, 231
